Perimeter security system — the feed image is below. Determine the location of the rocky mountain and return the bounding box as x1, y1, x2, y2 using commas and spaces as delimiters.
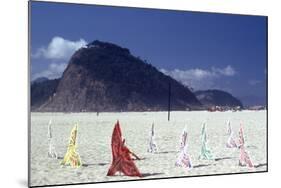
31, 40, 202, 112
31, 78, 60, 110
195, 89, 243, 108
32, 77, 49, 84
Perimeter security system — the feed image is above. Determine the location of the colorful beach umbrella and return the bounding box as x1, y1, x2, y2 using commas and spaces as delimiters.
147, 123, 158, 153
176, 128, 192, 170
61, 124, 82, 168
227, 120, 232, 135
179, 125, 188, 152
107, 121, 142, 177
47, 119, 57, 159
226, 121, 237, 148
199, 122, 213, 160
238, 125, 254, 168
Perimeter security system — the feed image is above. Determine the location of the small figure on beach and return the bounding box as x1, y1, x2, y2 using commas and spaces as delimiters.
107, 121, 142, 177
199, 122, 213, 160
47, 119, 58, 159
147, 123, 158, 153
176, 127, 192, 170
61, 124, 82, 168
238, 125, 254, 168
226, 121, 237, 148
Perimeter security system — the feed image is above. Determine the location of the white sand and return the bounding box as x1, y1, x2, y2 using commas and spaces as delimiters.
30, 110, 267, 186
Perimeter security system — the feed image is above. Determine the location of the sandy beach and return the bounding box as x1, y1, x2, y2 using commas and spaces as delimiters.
30, 110, 267, 186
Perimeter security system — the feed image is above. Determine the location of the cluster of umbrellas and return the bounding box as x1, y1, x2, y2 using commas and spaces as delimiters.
47, 120, 142, 176
46, 119, 254, 177
48, 120, 82, 167
173, 121, 254, 171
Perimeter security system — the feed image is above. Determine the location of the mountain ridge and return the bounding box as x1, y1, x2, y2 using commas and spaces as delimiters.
31, 40, 202, 112
195, 89, 243, 108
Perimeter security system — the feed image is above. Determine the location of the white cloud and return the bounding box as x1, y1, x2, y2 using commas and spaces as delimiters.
32, 36, 87, 60
160, 65, 236, 91
32, 63, 67, 80
212, 65, 236, 76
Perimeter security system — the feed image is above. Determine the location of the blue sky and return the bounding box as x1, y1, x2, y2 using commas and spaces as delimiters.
30, 1, 267, 99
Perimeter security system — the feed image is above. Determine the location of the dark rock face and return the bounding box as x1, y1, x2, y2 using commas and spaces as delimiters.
195, 89, 243, 108
31, 79, 60, 111
31, 40, 202, 112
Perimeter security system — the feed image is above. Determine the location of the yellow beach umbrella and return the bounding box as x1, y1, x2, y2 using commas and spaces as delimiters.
61, 124, 82, 168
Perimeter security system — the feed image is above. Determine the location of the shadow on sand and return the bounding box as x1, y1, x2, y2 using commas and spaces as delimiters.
132, 157, 146, 161
193, 164, 212, 168
82, 163, 108, 167
157, 151, 178, 154
141, 173, 165, 177
214, 157, 232, 161
247, 145, 258, 149
254, 163, 267, 168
